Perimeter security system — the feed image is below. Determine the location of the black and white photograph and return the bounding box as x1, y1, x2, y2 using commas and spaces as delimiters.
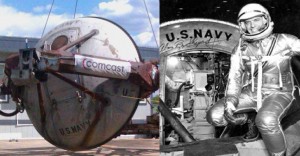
160, 0, 300, 155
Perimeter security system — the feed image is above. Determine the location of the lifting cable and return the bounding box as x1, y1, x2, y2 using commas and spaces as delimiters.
142, 0, 159, 108
41, 0, 55, 38
142, 0, 158, 48
74, 0, 78, 19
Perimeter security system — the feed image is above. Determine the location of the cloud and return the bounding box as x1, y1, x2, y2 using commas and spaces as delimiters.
99, 0, 133, 16
0, 0, 159, 47
134, 32, 153, 45
33, 4, 55, 13
94, 0, 159, 47
133, 12, 159, 47
0, 3, 71, 38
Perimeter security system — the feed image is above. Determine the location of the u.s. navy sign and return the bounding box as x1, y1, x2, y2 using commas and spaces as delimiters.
160, 19, 240, 55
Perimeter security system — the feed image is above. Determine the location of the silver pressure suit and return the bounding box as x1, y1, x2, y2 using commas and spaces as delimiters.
206, 33, 300, 154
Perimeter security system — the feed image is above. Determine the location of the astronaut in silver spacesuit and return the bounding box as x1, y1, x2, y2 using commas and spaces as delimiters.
206, 3, 300, 156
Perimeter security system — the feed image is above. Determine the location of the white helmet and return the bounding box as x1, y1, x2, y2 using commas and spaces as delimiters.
238, 3, 274, 41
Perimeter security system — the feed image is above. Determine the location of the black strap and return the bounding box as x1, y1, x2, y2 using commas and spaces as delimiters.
253, 34, 278, 77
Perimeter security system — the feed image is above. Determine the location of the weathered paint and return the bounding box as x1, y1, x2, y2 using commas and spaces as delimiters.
21, 17, 142, 150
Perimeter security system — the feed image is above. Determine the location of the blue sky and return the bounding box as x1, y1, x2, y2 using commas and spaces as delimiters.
0, 0, 159, 47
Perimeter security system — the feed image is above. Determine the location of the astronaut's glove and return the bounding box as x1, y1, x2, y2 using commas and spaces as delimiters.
224, 101, 236, 123
183, 81, 194, 90
224, 102, 248, 125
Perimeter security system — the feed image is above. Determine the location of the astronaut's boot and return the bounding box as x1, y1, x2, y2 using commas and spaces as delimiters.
242, 112, 259, 141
